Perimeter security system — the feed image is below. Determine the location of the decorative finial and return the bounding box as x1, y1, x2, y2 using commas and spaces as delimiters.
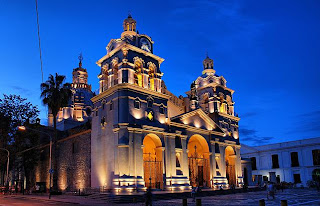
78, 53, 83, 68
206, 51, 209, 58
128, 10, 132, 18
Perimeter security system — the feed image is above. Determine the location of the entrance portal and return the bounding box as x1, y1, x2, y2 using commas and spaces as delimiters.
225, 146, 236, 186
187, 135, 210, 187
143, 134, 163, 189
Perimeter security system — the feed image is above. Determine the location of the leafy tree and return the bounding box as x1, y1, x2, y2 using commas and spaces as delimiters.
40, 73, 71, 191
0, 94, 40, 188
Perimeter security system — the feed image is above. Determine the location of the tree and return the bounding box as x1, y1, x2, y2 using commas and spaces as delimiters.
40, 73, 71, 133
0, 94, 40, 188
40, 73, 71, 190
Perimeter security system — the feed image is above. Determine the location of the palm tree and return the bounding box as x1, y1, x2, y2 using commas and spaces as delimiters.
40, 73, 71, 190
40, 73, 72, 132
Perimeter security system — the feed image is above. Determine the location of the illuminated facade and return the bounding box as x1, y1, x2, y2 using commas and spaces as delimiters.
91, 15, 243, 191
48, 55, 94, 131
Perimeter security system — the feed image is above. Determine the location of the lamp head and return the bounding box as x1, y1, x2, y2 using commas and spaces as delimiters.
17, 126, 26, 131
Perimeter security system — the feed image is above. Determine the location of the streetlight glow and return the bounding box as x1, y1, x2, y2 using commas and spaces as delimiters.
17, 126, 26, 131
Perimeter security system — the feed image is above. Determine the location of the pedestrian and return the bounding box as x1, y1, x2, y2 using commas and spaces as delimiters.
267, 182, 275, 200
145, 187, 153, 206
191, 187, 196, 202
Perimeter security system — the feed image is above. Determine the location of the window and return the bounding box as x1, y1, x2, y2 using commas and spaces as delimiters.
291, 152, 299, 167
293, 174, 301, 183
109, 101, 113, 110
147, 98, 153, 108
134, 98, 140, 109
72, 142, 79, 154
263, 176, 268, 182
176, 153, 181, 168
272, 154, 279, 168
102, 103, 105, 109
101, 116, 105, 126
95, 110, 98, 116
312, 150, 320, 166
159, 105, 164, 114
251, 157, 257, 170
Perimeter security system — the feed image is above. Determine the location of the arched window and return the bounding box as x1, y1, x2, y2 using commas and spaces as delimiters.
148, 62, 156, 91
159, 105, 164, 114
134, 57, 144, 87
147, 98, 153, 108
111, 58, 119, 86
134, 98, 141, 109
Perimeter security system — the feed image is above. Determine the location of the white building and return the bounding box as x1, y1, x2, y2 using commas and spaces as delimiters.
241, 137, 320, 186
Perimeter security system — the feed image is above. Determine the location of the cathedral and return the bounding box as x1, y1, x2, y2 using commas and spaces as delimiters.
38, 15, 243, 192
90, 15, 243, 191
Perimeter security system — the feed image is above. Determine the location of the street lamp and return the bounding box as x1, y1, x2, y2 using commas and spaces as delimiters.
0, 148, 9, 188
18, 126, 52, 199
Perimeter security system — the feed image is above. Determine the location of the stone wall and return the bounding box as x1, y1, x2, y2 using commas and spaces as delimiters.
34, 130, 91, 192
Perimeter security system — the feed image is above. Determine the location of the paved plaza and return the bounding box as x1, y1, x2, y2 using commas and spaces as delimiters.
0, 189, 319, 206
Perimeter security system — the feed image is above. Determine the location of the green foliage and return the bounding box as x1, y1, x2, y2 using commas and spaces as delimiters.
40, 73, 72, 120
0, 94, 39, 144
0, 94, 40, 187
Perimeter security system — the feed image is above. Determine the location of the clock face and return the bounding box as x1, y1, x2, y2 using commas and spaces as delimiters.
140, 38, 151, 52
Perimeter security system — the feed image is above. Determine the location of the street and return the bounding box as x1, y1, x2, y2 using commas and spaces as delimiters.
0, 189, 319, 206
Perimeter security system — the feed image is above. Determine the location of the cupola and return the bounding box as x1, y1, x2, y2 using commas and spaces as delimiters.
121, 14, 137, 38
202, 55, 215, 75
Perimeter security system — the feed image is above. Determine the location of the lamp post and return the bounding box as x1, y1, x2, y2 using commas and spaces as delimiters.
0, 148, 9, 188
18, 126, 52, 199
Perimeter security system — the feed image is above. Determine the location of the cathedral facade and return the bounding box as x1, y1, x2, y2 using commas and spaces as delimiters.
91, 15, 243, 191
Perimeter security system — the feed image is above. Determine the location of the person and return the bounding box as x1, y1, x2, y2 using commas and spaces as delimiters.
267, 182, 275, 200
191, 187, 196, 202
145, 187, 153, 206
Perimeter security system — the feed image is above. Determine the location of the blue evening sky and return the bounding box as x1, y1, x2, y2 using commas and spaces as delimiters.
0, 0, 319, 146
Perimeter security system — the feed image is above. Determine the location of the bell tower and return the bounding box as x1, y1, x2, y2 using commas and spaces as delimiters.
121, 14, 137, 38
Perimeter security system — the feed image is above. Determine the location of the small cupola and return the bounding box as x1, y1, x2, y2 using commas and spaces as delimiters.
121, 14, 137, 37
202, 54, 215, 75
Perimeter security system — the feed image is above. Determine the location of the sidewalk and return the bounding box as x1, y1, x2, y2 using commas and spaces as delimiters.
1, 194, 108, 205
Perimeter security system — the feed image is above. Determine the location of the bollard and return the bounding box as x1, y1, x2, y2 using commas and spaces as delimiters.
78, 189, 80, 196
259, 199, 265, 206
281, 200, 288, 206
196, 198, 202, 206
182, 198, 187, 206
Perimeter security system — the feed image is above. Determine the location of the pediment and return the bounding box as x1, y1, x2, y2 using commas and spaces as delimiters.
170, 108, 225, 134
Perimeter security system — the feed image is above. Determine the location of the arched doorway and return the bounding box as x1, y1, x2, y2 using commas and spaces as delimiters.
143, 134, 163, 189
312, 169, 320, 182
187, 134, 210, 187
225, 146, 236, 186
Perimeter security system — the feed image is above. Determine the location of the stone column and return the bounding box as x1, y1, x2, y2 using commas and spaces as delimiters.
235, 147, 242, 180
181, 137, 189, 178
128, 131, 134, 176
164, 135, 171, 179
169, 137, 176, 176
134, 131, 144, 178
210, 142, 216, 181
219, 144, 226, 177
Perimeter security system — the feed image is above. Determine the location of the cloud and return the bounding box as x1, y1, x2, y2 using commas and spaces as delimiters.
10, 86, 33, 96
240, 126, 275, 146
287, 110, 320, 134
241, 111, 259, 118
